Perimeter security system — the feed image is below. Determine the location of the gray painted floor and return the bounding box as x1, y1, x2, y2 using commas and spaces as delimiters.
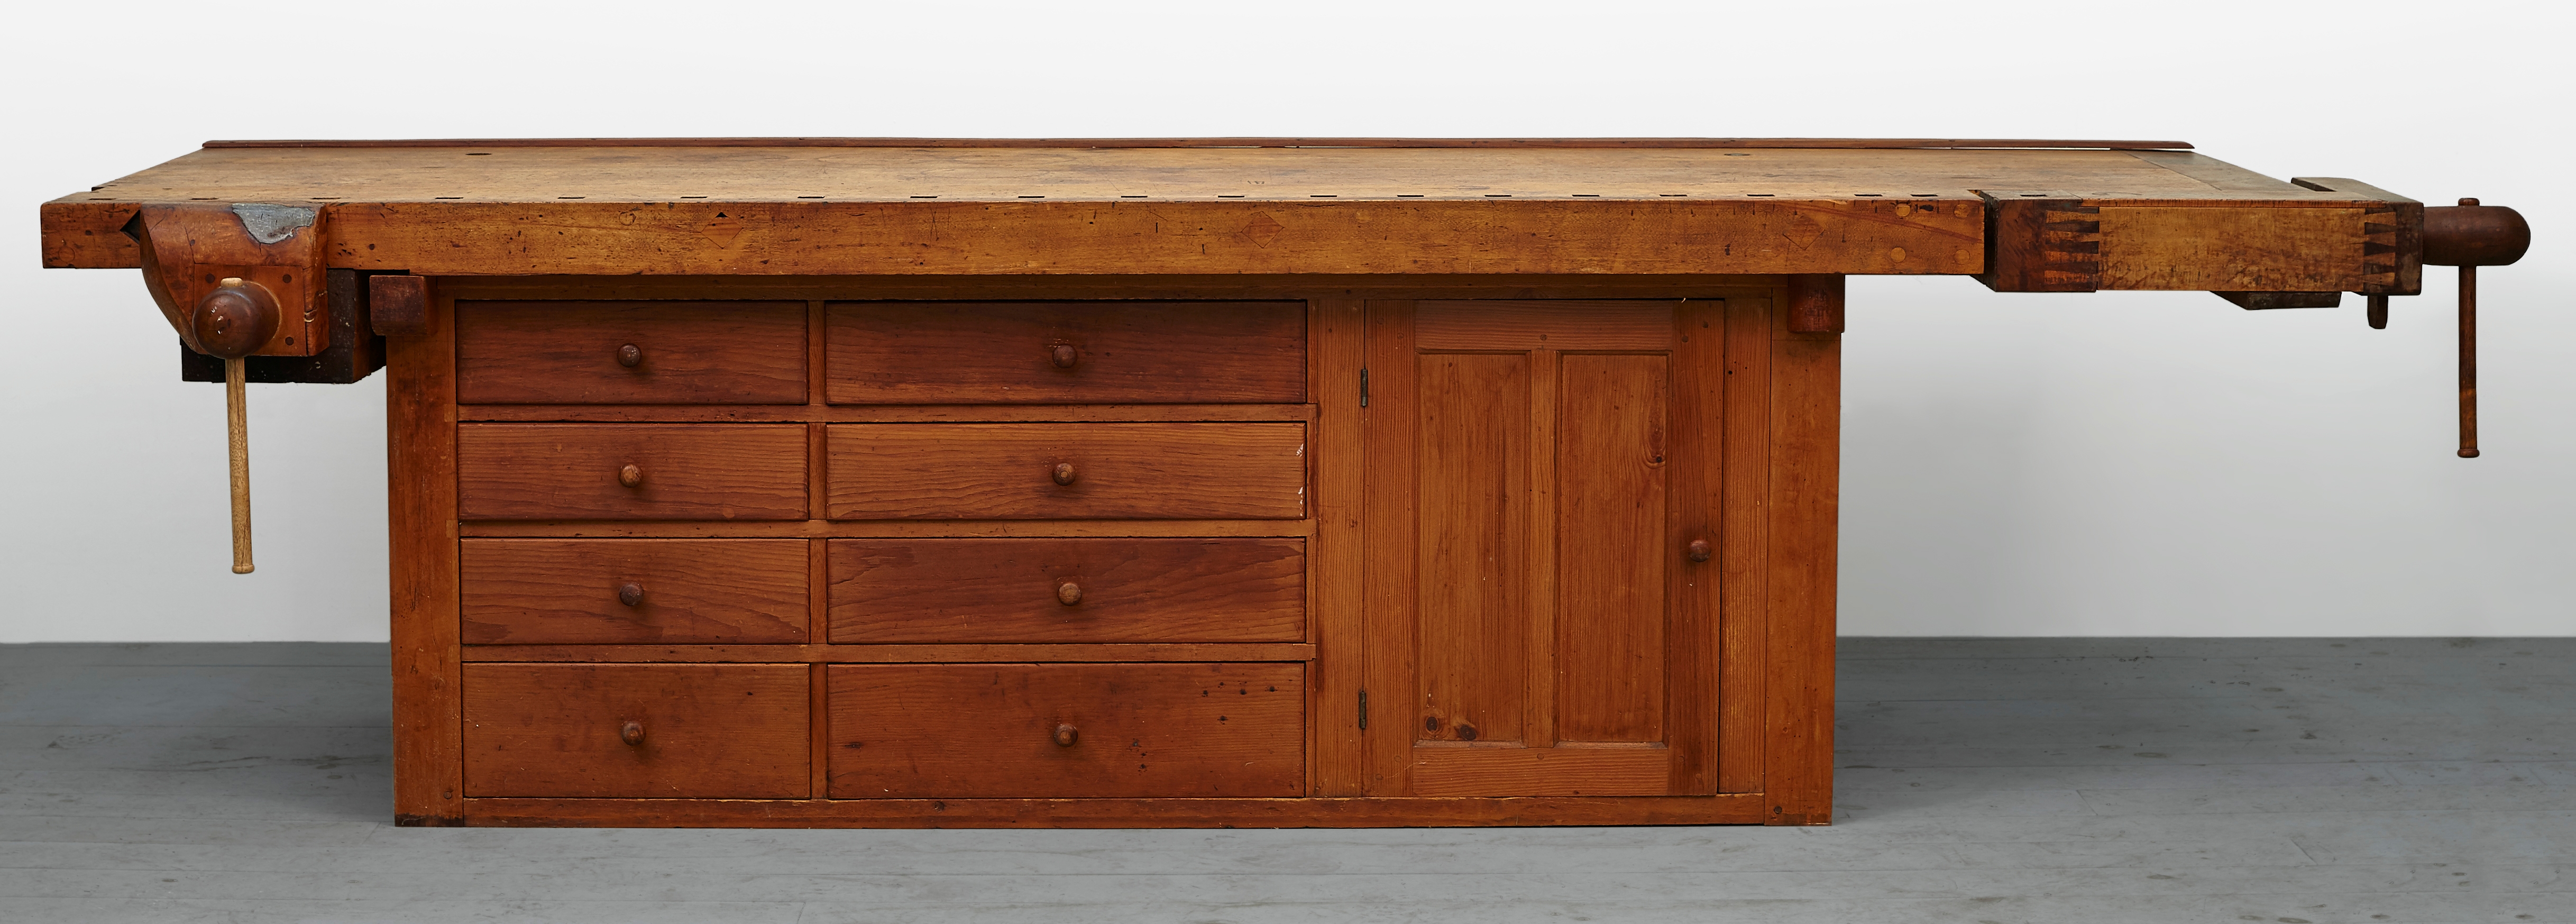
0, 638, 2564, 923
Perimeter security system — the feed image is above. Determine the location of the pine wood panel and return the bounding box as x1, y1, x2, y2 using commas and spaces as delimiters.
824, 423, 1306, 520
454, 301, 806, 404
462, 643, 1316, 663
824, 301, 1306, 404
1416, 300, 1676, 351
1410, 747, 1674, 797
460, 539, 807, 644
825, 538, 1303, 643
1763, 307, 1841, 825
461, 663, 809, 799
1553, 353, 1670, 744
1717, 295, 1775, 795
433, 273, 1791, 303
456, 423, 807, 520
460, 793, 1767, 828
459, 519, 1315, 539
1414, 351, 1530, 746
387, 287, 462, 826
826, 663, 1304, 799
1307, 299, 1368, 797
1667, 297, 1731, 795
1359, 302, 1422, 797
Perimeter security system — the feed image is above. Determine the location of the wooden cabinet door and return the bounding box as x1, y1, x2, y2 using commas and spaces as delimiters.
1364, 300, 1726, 797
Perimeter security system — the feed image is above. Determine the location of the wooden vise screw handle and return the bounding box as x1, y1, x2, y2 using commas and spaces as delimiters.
2418, 198, 2531, 459
192, 278, 281, 574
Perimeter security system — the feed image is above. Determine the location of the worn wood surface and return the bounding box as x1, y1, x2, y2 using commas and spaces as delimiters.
826, 663, 1305, 799
1762, 305, 1841, 825
460, 519, 1315, 539
199, 136, 2193, 149
825, 538, 1303, 643
460, 643, 1315, 663
1716, 295, 1774, 794
456, 301, 806, 404
456, 423, 807, 521
460, 538, 808, 644
461, 663, 809, 799
825, 423, 1306, 520
456, 403, 1317, 423
825, 302, 1306, 405
385, 288, 461, 826
1307, 300, 1368, 797
1410, 747, 1675, 797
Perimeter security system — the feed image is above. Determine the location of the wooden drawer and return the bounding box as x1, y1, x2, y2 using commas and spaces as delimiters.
462, 539, 809, 644
824, 301, 1306, 405
463, 664, 809, 798
456, 301, 808, 404
827, 538, 1302, 643
824, 423, 1305, 520
826, 663, 1302, 798
458, 423, 807, 520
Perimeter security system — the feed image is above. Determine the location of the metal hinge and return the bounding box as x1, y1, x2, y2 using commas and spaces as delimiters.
1358, 689, 1369, 729
1359, 368, 1369, 407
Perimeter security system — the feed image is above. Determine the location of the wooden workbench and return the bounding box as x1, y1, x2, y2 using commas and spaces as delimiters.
38, 139, 2433, 828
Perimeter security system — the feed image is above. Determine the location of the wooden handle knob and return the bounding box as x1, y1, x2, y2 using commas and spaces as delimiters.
1051, 462, 1077, 486
617, 582, 645, 607
619, 720, 645, 746
1050, 343, 1080, 368
616, 343, 644, 368
1053, 723, 1079, 747
1056, 581, 1084, 606
618, 464, 644, 488
192, 277, 281, 360
1686, 538, 1713, 563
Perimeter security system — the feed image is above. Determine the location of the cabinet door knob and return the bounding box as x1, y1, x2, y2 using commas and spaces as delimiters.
1053, 723, 1079, 747
619, 720, 645, 746
1050, 344, 1080, 368
617, 582, 645, 607
618, 464, 644, 488
616, 343, 644, 368
1685, 538, 1713, 563
1056, 581, 1084, 606
1051, 462, 1077, 486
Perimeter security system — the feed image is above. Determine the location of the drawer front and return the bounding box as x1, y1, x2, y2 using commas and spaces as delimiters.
456, 301, 808, 405
825, 423, 1305, 520
827, 538, 1302, 643
463, 664, 809, 798
825, 301, 1306, 405
463, 539, 809, 644
459, 423, 807, 520
827, 663, 1303, 798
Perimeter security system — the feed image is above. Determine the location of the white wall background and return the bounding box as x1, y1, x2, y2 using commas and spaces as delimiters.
2, 1, 2566, 641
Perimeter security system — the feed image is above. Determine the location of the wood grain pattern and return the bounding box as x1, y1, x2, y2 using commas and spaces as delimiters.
1763, 310, 1841, 825
826, 538, 1303, 643
1416, 300, 1675, 351
461, 663, 809, 798
461, 793, 1766, 828
1359, 301, 1421, 797
1665, 298, 1728, 794
825, 301, 1305, 404
460, 539, 807, 644
435, 273, 1793, 304
387, 286, 461, 826
460, 519, 1314, 539
1553, 353, 1669, 744
204, 137, 2191, 150
462, 643, 1315, 663
456, 423, 806, 520
456, 301, 806, 404
1719, 296, 1774, 795
1414, 351, 1530, 746
825, 423, 1305, 520
826, 663, 1303, 798
2097, 207, 2367, 291
1307, 300, 1367, 797
1410, 746, 1674, 797
457, 404, 1315, 423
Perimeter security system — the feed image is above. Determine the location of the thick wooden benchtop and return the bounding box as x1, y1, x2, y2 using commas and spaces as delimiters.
40, 139, 2412, 293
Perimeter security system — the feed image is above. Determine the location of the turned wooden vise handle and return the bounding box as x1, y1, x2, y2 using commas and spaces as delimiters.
2407, 200, 2532, 459
194, 279, 282, 572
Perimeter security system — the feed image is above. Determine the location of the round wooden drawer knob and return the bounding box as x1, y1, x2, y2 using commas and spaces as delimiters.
616, 343, 644, 368
618, 464, 644, 488
619, 720, 646, 746
1686, 538, 1713, 563
1051, 462, 1077, 486
617, 582, 645, 607
1056, 581, 1084, 606
1053, 723, 1079, 747
1050, 344, 1080, 368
